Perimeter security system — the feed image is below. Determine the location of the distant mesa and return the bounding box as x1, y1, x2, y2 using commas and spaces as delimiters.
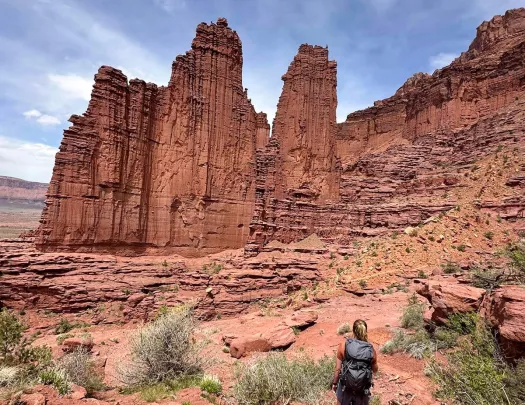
35, 9, 525, 256
0, 176, 48, 207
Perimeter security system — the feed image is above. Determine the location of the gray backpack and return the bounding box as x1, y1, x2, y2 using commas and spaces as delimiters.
340, 338, 374, 394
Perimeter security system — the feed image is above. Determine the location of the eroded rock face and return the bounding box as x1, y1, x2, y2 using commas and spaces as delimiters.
482, 286, 525, 359
37, 18, 261, 257
247, 9, 525, 254
36, 10, 525, 257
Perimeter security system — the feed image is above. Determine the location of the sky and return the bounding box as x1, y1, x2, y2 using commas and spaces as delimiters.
0, 0, 523, 183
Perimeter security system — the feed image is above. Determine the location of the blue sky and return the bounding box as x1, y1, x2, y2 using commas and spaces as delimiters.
0, 0, 522, 182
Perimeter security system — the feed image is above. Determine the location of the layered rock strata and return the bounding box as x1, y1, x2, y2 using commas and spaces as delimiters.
0, 240, 320, 319
247, 9, 525, 253
37, 18, 261, 256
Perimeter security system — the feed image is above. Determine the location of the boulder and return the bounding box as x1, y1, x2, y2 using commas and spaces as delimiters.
263, 323, 296, 349
68, 384, 87, 400
61, 337, 94, 353
284, 310, 318, 328
229, 336, 271, 359
417, 280, 485, 324
482, 286, 525, 359
19, 393, 46, 405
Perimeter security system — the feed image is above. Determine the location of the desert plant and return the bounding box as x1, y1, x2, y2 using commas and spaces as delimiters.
54, 318, 75, 335
484, 231, 494, 240
457, 244, 467, 252
358, 280, 368, 288
400, 294, 425, 330
441, 261, 461, 274
381, 329, 434, 359
370, 394, 382, 405
426, 317, 509, 405
503, 360, 525, 404
199, 374, 222, 394
0, 308, 52, 368
58, 348, 104, 395
39, 368, 71, 395
233, 353, 334, 405
0, 366, 18, 387
337, 323, 351, 336
119, 305, 209, 385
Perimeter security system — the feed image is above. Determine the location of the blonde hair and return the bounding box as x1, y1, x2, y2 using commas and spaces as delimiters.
353, 319, 368, 342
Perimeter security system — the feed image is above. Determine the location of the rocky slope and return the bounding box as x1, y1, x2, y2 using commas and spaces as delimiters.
0, 176, 47, 206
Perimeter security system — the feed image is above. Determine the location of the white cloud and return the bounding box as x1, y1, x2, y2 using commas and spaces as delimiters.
48, 74, 93, 101
153, 0, 186, 13
22, 109, 61, 126
23, 109, 42, 118
0, 136, 57, 183
36, 115, 61, 126
429, 52, 459, 70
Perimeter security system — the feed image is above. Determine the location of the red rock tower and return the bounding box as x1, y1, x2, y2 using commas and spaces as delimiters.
37, 18, 259, 256
272, 44, 340, 202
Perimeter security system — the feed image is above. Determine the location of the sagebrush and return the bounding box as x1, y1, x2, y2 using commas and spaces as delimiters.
119, 306, 209, 385
233, 353, 334, 405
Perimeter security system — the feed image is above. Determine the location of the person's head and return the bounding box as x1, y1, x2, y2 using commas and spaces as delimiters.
353, 319, 368, 342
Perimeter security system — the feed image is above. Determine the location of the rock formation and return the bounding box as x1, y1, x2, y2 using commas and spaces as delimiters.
0, 176, 48, 207
247, 8, 525, 253
37, 10, 525, 256
37, 18, 263, 256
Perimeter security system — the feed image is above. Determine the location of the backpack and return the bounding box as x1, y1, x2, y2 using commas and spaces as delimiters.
339, 338, 374, 394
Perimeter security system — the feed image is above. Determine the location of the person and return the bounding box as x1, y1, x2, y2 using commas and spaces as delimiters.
332, 319, 378, 405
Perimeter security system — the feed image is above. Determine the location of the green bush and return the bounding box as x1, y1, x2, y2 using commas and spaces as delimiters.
0, 308, 52, 368
233, 353, 334, 405
484, 231, 494, 240
119, 306, 209, 385
381, 329, 433, 359
199, 374, 222, 394
441, 261, 461, 274
400, 294, 425, 330
506, 243, 525, 273
426, 319, 507, 404
503, 360, 525, 404
58, 348, 105, 395
39, 368, 70, 395
54, 318, 75, 335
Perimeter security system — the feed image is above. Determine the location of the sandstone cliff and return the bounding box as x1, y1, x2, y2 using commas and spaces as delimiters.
37, 18, 263, 256
247, 8, 525, 253
37, 10, 525, 257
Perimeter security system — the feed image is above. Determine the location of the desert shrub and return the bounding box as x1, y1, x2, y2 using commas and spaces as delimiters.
139, 383, 170, 402
54, 318, 75, 335
337, 323, 351, 336
506, 242, 525, 274
233, 353, 334, 405
0, 366, 18, 387
58, 348, 104, 395
446, 312, 477, 336
472, 267, 504, 290
504, 360, 525, 404
400, 294, 425, 330
0, 308, 52, 368
441, 261, 461, 274
484, 231, 494, 240
120, 375, 203, 403
38, 368, 70, 395
426, 318, 508, 404
199, 374, 222, 394
381, 329, 433, 359
119, 305, 208, 385
370, 394, 382, 405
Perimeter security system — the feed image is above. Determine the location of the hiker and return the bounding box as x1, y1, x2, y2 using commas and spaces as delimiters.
332, 319, 378, 405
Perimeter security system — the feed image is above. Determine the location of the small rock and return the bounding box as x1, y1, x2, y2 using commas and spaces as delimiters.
69, 384, 87, 400
437, 234, 445, 242
404, 227, 418, 237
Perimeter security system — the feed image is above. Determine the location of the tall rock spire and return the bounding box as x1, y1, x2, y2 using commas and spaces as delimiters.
37, 18, 259, 256
272, 44, 340, 201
